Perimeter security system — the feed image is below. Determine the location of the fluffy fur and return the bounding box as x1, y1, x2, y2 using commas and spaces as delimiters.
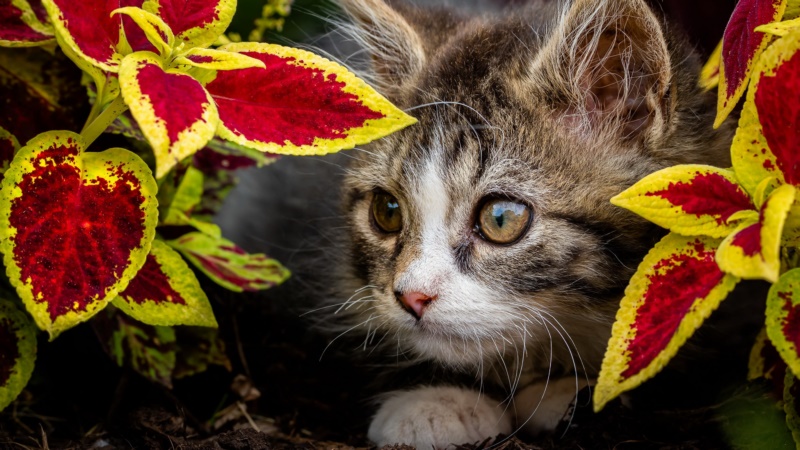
318, 0, 735, 447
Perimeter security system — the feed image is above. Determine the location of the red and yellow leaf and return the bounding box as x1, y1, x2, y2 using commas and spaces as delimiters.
0, 0, 54, 47
41, 0, 146, 72
0, 298, 36, 412
716, 0, 787, 127
112, 6, 173, 57
174, 47, 266, 71
0, 131, 158, 338
147, 0, 235, 50
593, 234, 739, 411
766, 268, 800, 378
699, 39, 722, 92
168, 232, 290, 292
120, 52, 218, 178
204, 42, 417, 155
732, 28, 800, 194
716, 184, 795, 282
610, 165, 754, 238
0, 126, 20, 176
112, 240, 217, 328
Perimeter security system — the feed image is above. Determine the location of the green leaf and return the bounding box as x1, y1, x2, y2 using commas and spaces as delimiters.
767, 268, 800, 379
0, 298, 36, 412
93, 307, 176, 388
785, 370, 800, 447
0, 126, 20, 177
174, 326, 231, 379
160, 165, 221, 237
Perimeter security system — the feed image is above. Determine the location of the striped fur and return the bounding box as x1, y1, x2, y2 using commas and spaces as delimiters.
327, 0, 733, 444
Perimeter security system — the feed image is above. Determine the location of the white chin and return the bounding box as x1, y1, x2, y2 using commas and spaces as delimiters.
407, 330, 490, 368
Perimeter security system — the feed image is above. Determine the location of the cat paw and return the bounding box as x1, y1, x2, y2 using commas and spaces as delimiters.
367, 386, 512, 449
514, 377, 591, 435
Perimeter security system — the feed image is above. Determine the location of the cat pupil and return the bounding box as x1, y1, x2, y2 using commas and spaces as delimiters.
492, 207, 506, 228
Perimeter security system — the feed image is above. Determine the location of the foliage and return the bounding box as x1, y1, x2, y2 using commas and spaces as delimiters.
0, 0, 415, 409
595, 2, 800, 445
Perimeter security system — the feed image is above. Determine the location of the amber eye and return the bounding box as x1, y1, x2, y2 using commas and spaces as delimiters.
476, 199, 532, 244
371, 191, 402, 233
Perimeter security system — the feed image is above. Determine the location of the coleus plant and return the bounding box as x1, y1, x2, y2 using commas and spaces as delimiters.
0, 0, 415, 409
593, 0, 800, 439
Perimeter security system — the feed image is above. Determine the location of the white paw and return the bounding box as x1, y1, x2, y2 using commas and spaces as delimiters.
514, 377, 590, 435
368, 386, 512, 449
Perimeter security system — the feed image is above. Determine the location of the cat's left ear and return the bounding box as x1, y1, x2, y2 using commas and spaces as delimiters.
533, 0, 672, 142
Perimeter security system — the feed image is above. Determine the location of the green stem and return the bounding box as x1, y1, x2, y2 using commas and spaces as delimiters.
80, 78, 107, 134
80, 95, 129, 148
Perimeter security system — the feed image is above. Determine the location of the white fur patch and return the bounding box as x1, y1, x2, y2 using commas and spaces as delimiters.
368, 386, 512, 449
394, 159, 450, 296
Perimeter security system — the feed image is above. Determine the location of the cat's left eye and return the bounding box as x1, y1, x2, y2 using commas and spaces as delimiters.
476, 199, 532, 244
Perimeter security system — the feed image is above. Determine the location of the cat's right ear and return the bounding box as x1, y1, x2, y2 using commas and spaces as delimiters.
337, 0, 426, 96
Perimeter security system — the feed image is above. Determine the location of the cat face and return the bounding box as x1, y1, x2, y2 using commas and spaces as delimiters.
337, 0, 732, 371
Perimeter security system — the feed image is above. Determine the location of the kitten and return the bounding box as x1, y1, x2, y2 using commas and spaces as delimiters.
330, 0, 733, 447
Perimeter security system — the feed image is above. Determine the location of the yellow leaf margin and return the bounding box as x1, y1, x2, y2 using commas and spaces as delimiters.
210, 42, 418, 156
0, 131, 158, 339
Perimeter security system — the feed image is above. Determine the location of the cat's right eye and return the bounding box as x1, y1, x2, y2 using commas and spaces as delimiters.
371, 191, 402, 233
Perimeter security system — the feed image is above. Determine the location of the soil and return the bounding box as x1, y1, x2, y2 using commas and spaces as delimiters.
0, 276, 772, 449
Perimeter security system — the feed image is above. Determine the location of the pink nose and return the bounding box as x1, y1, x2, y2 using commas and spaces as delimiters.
396, 291, 437, 319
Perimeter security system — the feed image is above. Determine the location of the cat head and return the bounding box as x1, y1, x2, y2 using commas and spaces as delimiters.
335, 0, 732, 371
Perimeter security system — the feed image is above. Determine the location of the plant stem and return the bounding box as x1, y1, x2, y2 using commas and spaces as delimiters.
80, 95, 129, 148
80, 78, 108, 134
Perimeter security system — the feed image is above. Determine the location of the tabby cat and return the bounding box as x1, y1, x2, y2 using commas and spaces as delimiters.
330, 0, 733, 447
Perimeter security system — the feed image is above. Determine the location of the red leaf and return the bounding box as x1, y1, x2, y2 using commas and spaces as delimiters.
0, 47, 87, 143
731, 221, 762, 256
0, 0, 53, 46
623, 242, 727, 378
206, 46, 386, 149
119, 52, 217, 178
594, 234, 739, 411
718, 0, 786, 126
755, 49, 800, 185
149, 0, 234, 49
43, 0, 145, 71
120, 254, 186, 307
154, 0, 218, 37
113, 240, 216, 327
646, 172, 753, 225
0, 131, 158, 337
